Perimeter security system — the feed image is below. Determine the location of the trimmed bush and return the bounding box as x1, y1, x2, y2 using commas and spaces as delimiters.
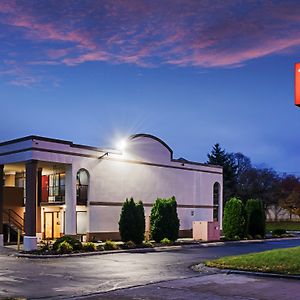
272, 228, 287, 236
150, 196, 180, 242
254, 234, 262, 239
245, 199, 266, 237
57, 241, 73, 254
53, 236, 82, 251
97, 245, 105, 251
83, 242, 97, 252
223, 197, 246, 239
160, 238, 173, 245
119, 198, 145, 244
122, 240, 136, 249
40, 240, 52, 252
104, 240, 119, 250
142, 241, 154, 248
136, 200, 146, 243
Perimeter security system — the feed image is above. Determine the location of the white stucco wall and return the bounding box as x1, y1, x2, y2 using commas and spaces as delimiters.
0, 134, 223, 236
85, 136, 222, 233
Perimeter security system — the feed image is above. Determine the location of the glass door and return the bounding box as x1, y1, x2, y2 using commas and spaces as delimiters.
44, 212, 53, 239
44, 212, 61, 239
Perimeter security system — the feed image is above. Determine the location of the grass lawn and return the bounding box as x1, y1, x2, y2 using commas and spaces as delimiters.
266, 221, 300, 232
206, 246, 300, 275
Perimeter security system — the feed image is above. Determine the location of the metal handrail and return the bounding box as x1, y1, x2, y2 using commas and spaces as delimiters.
3, 209, 24, 232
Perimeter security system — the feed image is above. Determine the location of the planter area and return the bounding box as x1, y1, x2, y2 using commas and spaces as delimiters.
20, 236, 199, 256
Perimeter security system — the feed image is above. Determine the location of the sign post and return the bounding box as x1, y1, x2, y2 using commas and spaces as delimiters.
17, 229, 21, 251
295, 62, 300, 106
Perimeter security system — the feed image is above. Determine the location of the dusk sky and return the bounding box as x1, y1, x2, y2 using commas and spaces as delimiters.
1, 0, 300, 173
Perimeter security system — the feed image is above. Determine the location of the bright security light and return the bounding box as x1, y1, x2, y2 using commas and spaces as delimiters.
116, 139, 127, 151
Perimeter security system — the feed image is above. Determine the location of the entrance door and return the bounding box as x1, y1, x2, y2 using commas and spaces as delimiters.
44, 212, 61, 239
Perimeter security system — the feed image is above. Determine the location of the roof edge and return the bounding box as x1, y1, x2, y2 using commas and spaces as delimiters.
0, 135, 114, 153
130, 133, 173, 157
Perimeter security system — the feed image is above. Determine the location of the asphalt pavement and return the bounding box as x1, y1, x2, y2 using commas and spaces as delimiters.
0, 238, 300, 299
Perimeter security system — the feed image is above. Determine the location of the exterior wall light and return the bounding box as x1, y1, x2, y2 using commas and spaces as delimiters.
116, 139, 127, 151
98, 152, 108, 159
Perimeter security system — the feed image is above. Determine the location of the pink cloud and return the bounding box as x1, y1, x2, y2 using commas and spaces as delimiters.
47, 48, 71, 59
1, 0, 300, 85
62, 51, 110, 66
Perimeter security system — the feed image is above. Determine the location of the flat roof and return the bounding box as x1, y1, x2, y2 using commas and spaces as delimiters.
0, 134, 223, 169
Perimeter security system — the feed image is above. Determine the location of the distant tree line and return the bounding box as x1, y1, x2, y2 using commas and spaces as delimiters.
207, 143, 300, 219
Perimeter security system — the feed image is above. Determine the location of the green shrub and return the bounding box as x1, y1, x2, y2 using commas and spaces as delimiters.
57, 241, 73, 254
97, 245, 105, 251
136, 200, 146, 243
83, 242, 97, 252
119, 198, 145, 244
282, 233, 294, 238
254, 234, 262, 239
122, 240, 136, 249
103, 240, 119, 250
53, 236, 82, 251
223, 197, 246, 240
142, 241, 154, 248
272, 228, 287, 236
245, 199, 266, 237
150, 196, 180, 242
160, 238, 173, 245
40, 240, 52, 252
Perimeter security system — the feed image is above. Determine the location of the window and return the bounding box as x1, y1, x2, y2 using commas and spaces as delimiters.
48, 173, 65, 202
15, 172, 26, 204
213, 182, 220, 221
76, 211, 87, 234
76, 169, 89, 205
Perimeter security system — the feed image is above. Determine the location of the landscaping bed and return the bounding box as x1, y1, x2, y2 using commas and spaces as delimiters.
20, 236, 198, 256
205, 246, 300, 275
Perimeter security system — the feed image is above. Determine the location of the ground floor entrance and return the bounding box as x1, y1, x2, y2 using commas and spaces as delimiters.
44, 211, 61, 240
41, 206, 87, 240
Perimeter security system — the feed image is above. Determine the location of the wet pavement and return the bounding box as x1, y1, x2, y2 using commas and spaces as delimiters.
86, 273, 300, 300
0, 238, 300, 299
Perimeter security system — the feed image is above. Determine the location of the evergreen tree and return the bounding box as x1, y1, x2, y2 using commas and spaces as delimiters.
207, 143, 237, 202
136, 201, 146, 244
223, 197, 246, 239
150, 197, 180, 242
245, 199, 266, 237
119, 198, 145, 244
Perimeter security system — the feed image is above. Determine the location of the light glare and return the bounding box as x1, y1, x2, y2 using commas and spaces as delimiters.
116, 139, 127, 151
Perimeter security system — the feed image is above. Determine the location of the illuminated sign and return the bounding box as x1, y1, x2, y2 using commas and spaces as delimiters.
295, 62, 300, 106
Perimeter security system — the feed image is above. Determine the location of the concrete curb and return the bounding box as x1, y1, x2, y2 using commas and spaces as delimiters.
13, 236, 300, 259
193, 263, 300, 281
226, 269, 300, 280
197, 236, 300, 248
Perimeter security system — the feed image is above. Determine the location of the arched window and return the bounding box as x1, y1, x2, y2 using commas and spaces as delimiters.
213, 182, 220, 222
76, 169, 89, 205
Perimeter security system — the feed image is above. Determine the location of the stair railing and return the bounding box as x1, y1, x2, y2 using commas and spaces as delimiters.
3, 209, 24, 233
